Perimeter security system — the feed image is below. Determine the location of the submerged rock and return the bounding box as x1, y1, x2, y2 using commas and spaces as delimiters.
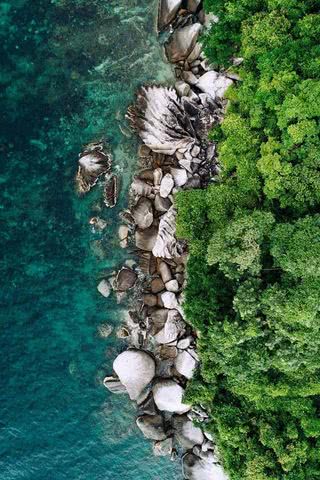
98, 323, 113, 338
104, 173, 119, 208
136, 414, 167, 441
153, 379, 191, 414
113, 350, 156, 401
103, 376, 127, 395
97, 279, 111, 298
153, 437, 173, 457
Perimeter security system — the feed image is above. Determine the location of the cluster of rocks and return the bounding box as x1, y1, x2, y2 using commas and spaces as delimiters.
100, 1, 232, 479
75, 141, 118, 207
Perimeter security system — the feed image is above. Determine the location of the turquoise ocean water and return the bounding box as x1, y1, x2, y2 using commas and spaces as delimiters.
0, 1, 179, 479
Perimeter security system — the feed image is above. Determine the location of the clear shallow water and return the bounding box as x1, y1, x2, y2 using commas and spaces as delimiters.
0, 1, 178, 479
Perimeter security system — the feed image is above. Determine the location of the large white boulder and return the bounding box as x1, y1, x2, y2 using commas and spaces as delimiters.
153, 379, 191, 414
196, 71, 233, 101
173, 415, 204, 449
170, 168, 188, 187
161, 291, 179, 310
165, 23, 202, 63
113, 350, 156, 400
183, 452, 228, 480
174, 350, 198, 379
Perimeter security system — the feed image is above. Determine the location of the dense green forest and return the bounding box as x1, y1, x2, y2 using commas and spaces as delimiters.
176, 1, 320, 478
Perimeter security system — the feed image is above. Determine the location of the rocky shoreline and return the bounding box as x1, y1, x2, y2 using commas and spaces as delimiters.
77, 2, 235, 479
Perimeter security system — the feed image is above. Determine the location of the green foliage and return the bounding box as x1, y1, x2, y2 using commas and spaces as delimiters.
270, 215, 320, 278
176, 0, 320, 478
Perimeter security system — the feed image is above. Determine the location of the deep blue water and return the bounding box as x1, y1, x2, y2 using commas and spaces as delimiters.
0, 1, 177, 479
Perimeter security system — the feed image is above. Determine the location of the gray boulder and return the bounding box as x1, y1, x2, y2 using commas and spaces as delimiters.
136, 414, 167, 441
113, 350, 156, 400
135, 226, 158, 251
103, 376, 127, 395
170, 168, 188, 187
187, 0, 201, 12
183, 452, 228, 480
175, 81, 191, 97
161, 291, 179, 309
115, 267, 137, 292
153, 437, 173, 457
165, 23, 202, 63
154, 194, 172, 213
173, 415, 204, 449
152, 207, 178, 259
158, 0, 183, 31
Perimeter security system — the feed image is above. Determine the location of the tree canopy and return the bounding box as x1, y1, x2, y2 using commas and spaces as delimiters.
176, 1, 320, 478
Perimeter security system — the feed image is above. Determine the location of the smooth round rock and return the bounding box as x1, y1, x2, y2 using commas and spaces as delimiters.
153, 379, 191, 414
113, 350, 156, 400
116, 268, 137, 292
174, 350, 198, 379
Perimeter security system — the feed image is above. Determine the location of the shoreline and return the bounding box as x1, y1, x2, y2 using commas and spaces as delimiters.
77, 2, 233, 478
